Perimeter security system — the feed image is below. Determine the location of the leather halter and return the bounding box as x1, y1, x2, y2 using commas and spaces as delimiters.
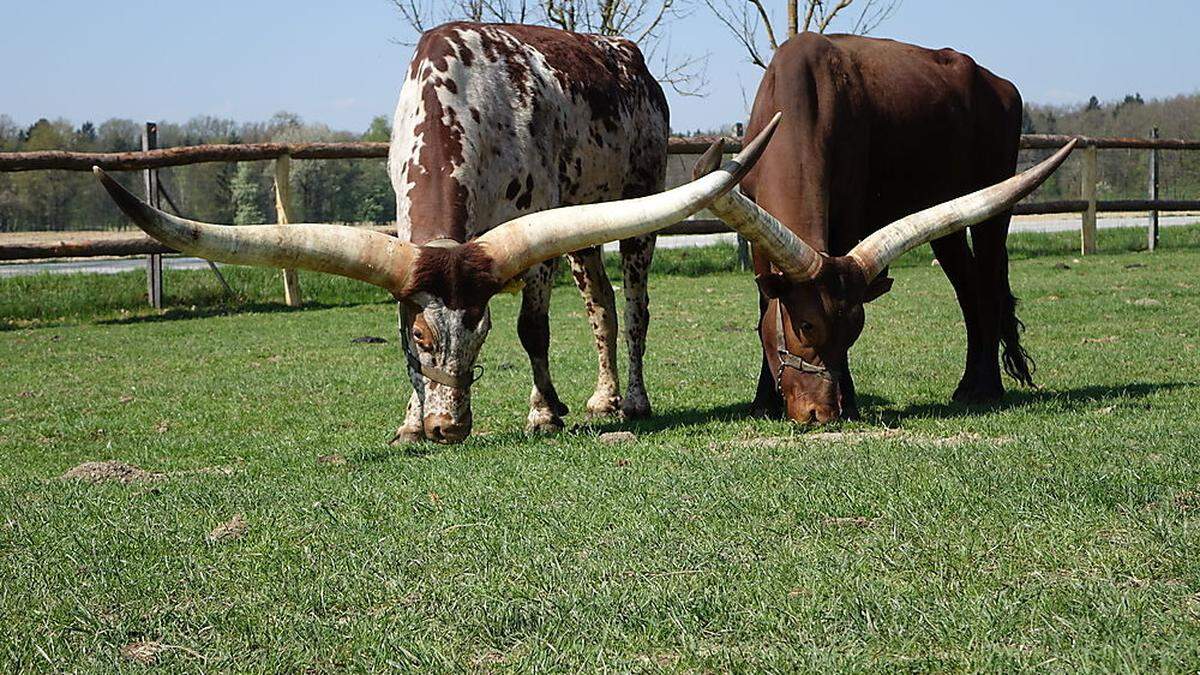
404, 348, 484, 389
770, 299, 838, 394
399, 240, 485, 389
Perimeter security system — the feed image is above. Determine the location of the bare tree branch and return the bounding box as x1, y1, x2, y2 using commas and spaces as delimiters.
394, 0, 707, 96
816, 0, 855, 32
709, 0, 902, 69
748, 0, 778, 49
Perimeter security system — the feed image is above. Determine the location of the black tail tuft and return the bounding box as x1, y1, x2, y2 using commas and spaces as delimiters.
1000, 293, 1036, 387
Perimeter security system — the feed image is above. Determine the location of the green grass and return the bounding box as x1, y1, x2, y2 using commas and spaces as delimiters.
2, 227, 1200, 670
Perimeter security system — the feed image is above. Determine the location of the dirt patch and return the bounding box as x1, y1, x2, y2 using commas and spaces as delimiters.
822, 516, 876, 529
61, 461, 164, 484
207, 514, 248, 543
1082, 336, 1119, 345
721, 429, 904, 450
350, 335, 389, 344
724, 428, 1009, 450
810, 429, 905, 443
120, 640, 164, 665
598, 431, 637, 445
1132, 298, 1162, 307
317, 454, 347, 466
1174, 490, 1200, 514
614, 457, 631, 467
472, 650, 508, 666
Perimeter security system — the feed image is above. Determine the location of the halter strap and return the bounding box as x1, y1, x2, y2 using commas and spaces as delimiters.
399, 303, 484, 390
771, 300, 838, 393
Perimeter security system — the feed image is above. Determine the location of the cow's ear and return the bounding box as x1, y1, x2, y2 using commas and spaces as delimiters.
863, 275, 894, 303
755, 273, 788, 299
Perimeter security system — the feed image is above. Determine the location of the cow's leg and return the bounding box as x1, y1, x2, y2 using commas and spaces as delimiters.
619, 234, 656, 419
518, 258, 569, 433
751, 295, 784, 417
566, 246, 622, 417
930, 231, 995, 403
390, 391, 426, 445
971, 213, 1032, 394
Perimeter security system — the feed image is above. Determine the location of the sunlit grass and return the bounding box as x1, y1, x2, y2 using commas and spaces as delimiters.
2, 228, 1199, 670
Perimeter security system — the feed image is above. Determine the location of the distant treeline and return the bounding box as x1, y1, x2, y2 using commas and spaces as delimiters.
1021, 93, 1200, 203
0, 112, 394, 233
2, 93, 1199, 233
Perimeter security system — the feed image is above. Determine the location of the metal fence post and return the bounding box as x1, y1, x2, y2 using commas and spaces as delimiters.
1080, 144, 1098, 255
274, 154, 302, 306
142, 122, 163, 308
1149, 127, 1160, 251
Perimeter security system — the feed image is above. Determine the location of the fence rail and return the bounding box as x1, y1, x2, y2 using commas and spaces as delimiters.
1, 133, 1198, 172
2, 129, 1196, 304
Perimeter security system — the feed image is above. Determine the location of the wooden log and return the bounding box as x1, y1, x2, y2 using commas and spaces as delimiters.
6, 132, 1200, 173
0, 233, 176, 261
0, 142, 391, 173
1080, 145, 1098, 255
1021, 134, 1200, 150
0, 137, 740, 172
1012, 200, 1089, 215
274, 155, 302, 307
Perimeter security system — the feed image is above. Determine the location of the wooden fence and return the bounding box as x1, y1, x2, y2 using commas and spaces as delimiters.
2, 129, 1197, 305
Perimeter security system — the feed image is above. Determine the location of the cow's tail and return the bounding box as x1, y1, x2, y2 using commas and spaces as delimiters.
1000, 292, 1036, 387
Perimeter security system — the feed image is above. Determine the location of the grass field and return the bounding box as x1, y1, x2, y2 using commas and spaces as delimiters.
2, 226, 1199, 670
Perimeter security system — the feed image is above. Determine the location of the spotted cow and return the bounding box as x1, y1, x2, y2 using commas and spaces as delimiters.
94, 22, 780, 444
388, 22, 670, 442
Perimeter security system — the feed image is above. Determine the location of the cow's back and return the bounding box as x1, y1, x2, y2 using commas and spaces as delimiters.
743, 33, 1021, 252
390, 23, 669, 245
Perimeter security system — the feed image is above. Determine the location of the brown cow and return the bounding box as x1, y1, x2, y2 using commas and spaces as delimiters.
694, 33, 1074, 423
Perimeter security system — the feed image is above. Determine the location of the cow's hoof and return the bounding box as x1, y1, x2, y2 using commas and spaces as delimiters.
389, 426, 425, 446
526, 410, 566, 435
951, 383, 1004, 405
619, 395, 652, 420
586, 392, 623, 418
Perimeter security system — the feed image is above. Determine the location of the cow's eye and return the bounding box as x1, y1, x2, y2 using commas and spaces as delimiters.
798, 321, 814, 332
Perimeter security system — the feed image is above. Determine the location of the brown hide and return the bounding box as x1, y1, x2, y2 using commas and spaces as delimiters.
741, 33, 1025, 422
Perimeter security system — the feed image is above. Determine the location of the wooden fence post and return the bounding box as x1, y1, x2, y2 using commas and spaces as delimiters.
142, 122, 163, 308
1149, 127, 1160, 251
1080, 144, 1098, 255
733, 121, 751, 271
274, 154, 302, 307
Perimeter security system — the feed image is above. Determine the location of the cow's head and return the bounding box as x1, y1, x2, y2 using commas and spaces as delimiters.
93, 114, 782, 443
695, 138, 1077, 424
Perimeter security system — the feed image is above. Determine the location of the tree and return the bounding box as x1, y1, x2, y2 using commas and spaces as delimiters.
705, 0, 902, 68
392, 0, 533, 29
231, 163, 267, 225
392, 0, 707, 95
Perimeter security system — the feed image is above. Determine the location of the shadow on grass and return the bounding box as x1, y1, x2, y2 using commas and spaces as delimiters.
872, 381, 1193, 425
575, 383, 1191, 436
94, 299, 389, 327
305, 382, 1193, 462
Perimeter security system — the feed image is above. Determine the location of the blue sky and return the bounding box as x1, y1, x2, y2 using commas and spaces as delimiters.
3, 0, 1198, 134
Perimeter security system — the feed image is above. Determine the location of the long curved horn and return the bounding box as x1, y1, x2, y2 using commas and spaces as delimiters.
691, 137, 824, 282
476, 112, 783, 283
848, 140, 1078, 281
93, 167, 417, 294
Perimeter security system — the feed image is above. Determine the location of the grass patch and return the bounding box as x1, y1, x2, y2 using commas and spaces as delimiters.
2, 228, 1200, 669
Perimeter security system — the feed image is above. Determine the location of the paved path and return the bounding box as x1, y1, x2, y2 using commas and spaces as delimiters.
2, 214, 1193, 278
